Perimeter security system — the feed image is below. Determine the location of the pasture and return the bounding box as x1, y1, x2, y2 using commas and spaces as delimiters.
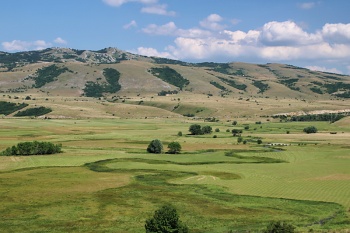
0, 118, 349, 232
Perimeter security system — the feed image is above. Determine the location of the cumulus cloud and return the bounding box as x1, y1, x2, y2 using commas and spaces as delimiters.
322, 23, 350, 44
200, 14, 226, 31
123, 20, 137, 29
141, 4, 175, 16
142, 22, 211, 38
102, 0, 157, 7
298, 2, 316, 9
135, 47, 175, 59
306, 66, 343, 74
138, 19, 350, 73
2, 40, 52, 51
259, 21, 321, 46
54, 37, 67, 44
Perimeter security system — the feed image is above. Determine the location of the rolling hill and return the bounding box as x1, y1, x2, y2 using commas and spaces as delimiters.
1, 47, 350, 119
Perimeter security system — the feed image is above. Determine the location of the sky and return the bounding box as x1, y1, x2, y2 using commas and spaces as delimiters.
1, 0, 350, 74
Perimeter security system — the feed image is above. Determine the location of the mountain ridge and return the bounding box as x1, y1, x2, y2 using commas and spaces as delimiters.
1, 47, 350, 119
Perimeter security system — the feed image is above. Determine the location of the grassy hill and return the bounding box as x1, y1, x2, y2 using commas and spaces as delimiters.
1, 47, 350, 119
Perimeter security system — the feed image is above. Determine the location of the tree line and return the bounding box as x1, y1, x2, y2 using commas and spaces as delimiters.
1, 141, 62, 156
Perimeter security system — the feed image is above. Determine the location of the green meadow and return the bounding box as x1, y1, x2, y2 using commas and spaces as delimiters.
0, 118, 349, 232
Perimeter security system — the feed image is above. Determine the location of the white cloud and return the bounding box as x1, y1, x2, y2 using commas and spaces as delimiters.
200, 14, 226, 31
137, 20, 350, 73
2, 40, 52, 51
102, 0, 157, 7
306, 66, 343, 74
298, 2, 316, 9
322, 23, 350, 44
141, 4, 175, 16
259, 21, 321, 46
136, 47, 175, 59
142, 22, 211, 38
123, 20, 137, 29
142, 22, 177, 35
54, 37, 67, 44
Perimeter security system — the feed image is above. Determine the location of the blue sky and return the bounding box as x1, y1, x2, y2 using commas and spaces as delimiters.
1, 0, 350, 74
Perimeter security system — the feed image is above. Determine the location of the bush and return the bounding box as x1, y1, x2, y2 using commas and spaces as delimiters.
189, 124, 202, 135
202, 125, 212, 134
237, 137, 243, 143
145, 204, 188, 233
232, 129, 242, 137
1, 141, 62, 156
147, 139, 163, 154
263, 221, 295, 233
257, 139, 263, 144
232, 121, 238, 125
167, 142, 181, 154
215, 128, 220, 132
177, 131, 182, 136
303, 126, 318, 134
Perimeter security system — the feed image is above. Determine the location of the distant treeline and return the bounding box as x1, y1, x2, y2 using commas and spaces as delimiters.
14, 106, 52, 117
1, 141, 62, 156
158, 90, 179, 96
150, 66, 189, 90
32, 64, 71, 88
274, 113, 348, 123
0, 101, 28, 115
84, 68, 121, 97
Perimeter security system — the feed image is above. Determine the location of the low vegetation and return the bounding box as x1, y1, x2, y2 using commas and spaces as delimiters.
84, 68, 121, 97
1, 141, 62, 156
0, 101, 28, 115
145, 204, 188, 233
252, 80, 269, 93
31, 64, 71, 88
149, 66, 189, 90
14, 106, 52, 117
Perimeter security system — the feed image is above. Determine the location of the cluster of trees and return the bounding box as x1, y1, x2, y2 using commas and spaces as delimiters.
149, 66, 189, 90
0, 101, 28, 115
32, 64, 71, 88
14, 106, 52, 117
188, 124, 212, 135
145, 205, 295, 233
84, 68, 121, 97
158, 90, 178, 96
147, 139, 181, 154
1, 141, 62, 156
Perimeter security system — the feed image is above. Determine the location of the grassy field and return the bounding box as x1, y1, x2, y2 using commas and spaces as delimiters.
0, 118, 349, 232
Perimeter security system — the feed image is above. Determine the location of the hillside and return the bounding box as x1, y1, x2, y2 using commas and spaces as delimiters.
1, 47, 350, 119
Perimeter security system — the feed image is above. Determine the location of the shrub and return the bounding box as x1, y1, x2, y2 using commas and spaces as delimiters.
202, 125, 212, 134
145, 204, 188, 233
263, 221, 295, 233
213, 135, 217, 138
303, 126, 318, 134
237, 137, 243, 143
232, 120, 238, 125
167, 142, 181, 154
177, 131, 183, 136
232, 129, 242, 137
215, 128, 220, 132
147, 139, 163, 154
189, 124, 202, 135
257, 139, 263, 144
